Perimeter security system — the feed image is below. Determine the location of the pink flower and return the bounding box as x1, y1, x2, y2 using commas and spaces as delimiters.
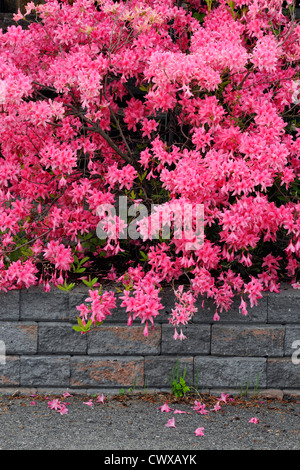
211, 401, 221, 412
143, 322, 149, 337
220, 393, 229, 404
58, 405, 68, 415
141, 119, 158, 139
83, 399, 94, 407
195, 404, 210, 415
96, 394, 106, 403
213, 311, 220, 321
192, 400, 204, 411
249, 417, 259, 424
165, 418, 176, 428
24, 1, 36, 15
13, 9, 24, 21
158, 401, 173, 412
178, 329, 187, 341
30, 401, 36, 406
48, 399, 62, 411
195, 427, 205, 436
173, 328, 187, 341
251, 35, 280, 73
63, 389, 73, 398
44, 241, 74, 272
173, 328, 180, 340
239, 297, 248, 316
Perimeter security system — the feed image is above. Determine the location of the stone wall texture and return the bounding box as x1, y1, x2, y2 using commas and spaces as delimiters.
0, 284, 299, 395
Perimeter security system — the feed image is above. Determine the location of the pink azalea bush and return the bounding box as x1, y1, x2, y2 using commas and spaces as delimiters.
0, 0, 299, 338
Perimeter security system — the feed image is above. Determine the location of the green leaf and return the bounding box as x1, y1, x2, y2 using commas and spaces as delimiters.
73, 326, 83, 332
139, 85, 149, 92
82, 277, 99, 288
139, 250, 148, 261
57, 280, 75, 292
73, 267, 86, 273
138, 170, 148, 182
78, 256, 90, 266
56, 284, 66, 291
192, 12, 205, 22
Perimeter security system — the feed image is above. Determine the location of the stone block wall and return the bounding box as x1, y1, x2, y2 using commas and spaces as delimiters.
0, 284, 299, 395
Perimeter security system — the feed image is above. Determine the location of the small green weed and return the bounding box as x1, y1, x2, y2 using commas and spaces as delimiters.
170, 360, 190, 398
237, 372, 261, 398
127, 376, 137, 393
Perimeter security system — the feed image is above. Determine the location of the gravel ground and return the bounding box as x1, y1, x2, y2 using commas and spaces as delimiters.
0, 391, 299, 451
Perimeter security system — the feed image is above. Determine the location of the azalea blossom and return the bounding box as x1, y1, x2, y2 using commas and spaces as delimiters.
83, 399, 94, 407
24, 1, 36, 15
220, 393, 229, 404
158, 401, 173, 412
213, 311, 220, 322
165, 418, 176, 428
48, 399, 62, 411
173, 328, 187, 341
12, 9, 23, 22
96, 394, 106, 404
193, 403, 210, 415
211, 402, 221, 412
58, 405, 68, 415
0, 80, 6, 105
195, 427, 205, 436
